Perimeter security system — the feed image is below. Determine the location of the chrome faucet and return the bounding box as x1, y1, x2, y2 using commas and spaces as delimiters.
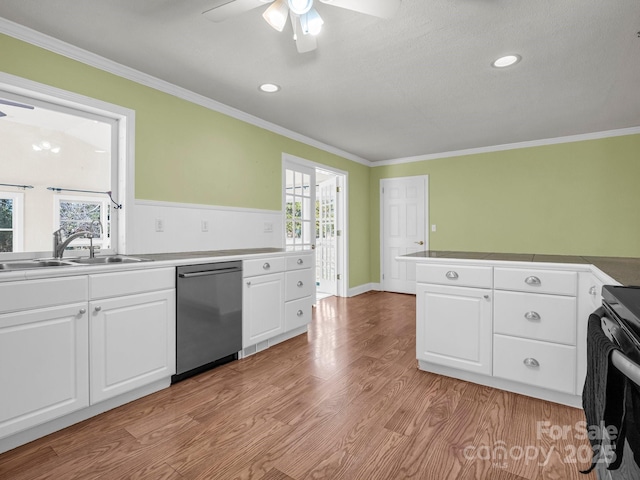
89, 220, 104, 259
52, 228, 93, 259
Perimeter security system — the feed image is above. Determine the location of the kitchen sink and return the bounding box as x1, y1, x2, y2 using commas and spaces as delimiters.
67, 255, 150, 265
0, 260, 76, 270
0, 256, 151, 270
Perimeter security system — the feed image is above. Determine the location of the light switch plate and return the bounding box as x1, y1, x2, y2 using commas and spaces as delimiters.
264, 222, 273, 233
155, 218, 164, 232
201, 220, 209, 232
431, 224, 437, 232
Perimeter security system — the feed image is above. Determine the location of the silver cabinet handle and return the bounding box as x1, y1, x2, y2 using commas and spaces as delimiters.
246, 281, 251, 286
589, 286, 597, 296
524, 311, 541, 321
523, 358, 540, 368
79, 308, 87, 315
94, 306, 102, 312
484, 295, 490, 300
297, 258, 303, 265
446, 271, 458, 280
297, 281, 303, 287
297, 310, 303, 317
263, 262, 270, 270
525, 276, 541, 286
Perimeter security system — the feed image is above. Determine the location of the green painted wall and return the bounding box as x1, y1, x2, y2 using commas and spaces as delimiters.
0, 34, 371, 287
370, 134, 640, 282
3, 33, 639, 290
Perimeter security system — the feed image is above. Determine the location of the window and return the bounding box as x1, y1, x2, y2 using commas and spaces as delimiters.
0, 87, 119, 257
0, 192, 24, 253
54, 195, 110, 251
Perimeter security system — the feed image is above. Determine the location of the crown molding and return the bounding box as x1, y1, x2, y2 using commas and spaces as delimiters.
0, 17, 372, 167
374, 126, 640, 166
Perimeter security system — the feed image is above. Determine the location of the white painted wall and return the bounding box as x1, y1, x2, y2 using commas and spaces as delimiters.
128, 200, 283, 254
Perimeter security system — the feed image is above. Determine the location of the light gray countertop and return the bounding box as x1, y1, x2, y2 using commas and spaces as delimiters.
402, 251, 640, 286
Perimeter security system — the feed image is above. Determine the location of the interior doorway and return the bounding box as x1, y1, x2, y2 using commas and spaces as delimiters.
282, 154, 348, 300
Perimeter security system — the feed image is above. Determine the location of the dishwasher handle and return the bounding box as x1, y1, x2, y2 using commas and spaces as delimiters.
178, 267, 241, 278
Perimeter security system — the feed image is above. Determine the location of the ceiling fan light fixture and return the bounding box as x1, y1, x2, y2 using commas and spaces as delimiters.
263, 0, 289, 32
288, 0, 313, 15
301, 8, 323, 35
492, 54, 521, 68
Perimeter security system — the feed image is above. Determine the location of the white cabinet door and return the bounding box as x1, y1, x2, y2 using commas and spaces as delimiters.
90, 290, 175, 404
243, 273, 284, 348
0, 304, 89, 438
417, 283, 492, 375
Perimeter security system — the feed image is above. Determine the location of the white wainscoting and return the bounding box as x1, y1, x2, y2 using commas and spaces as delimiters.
128, 200, 283, 255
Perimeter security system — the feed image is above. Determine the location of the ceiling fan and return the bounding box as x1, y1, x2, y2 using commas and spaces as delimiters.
203, 0, 402, 53
0, 98, 35, 118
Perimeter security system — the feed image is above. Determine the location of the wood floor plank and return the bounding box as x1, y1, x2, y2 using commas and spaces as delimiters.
0, 291, 596, 480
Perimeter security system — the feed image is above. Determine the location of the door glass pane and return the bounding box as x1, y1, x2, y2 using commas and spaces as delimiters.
0, 199, 12, 228
285, 196, 293, 219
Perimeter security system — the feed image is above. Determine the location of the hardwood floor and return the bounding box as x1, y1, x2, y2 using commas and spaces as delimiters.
0, 292, 595, 480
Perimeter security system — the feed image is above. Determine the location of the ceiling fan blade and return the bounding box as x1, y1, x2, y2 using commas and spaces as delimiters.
291, 14, 317, 53
318, 0, 401, 18
202, 0, 274, 22
0, 99, 35, 109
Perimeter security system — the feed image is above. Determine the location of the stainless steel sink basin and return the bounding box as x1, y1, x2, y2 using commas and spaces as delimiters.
67, 255, 149, 265
0, 260, 76, 270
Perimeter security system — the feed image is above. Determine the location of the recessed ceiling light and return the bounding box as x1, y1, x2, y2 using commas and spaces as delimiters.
259, 83, 281, 93
492, 54, 521, 68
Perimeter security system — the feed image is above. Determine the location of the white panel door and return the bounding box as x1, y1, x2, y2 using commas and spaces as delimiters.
0, 304, 89, 438
416, 283, 493, 375
381, 176, 428, 294
316, 175, 337, 296
90, 290, 175, 404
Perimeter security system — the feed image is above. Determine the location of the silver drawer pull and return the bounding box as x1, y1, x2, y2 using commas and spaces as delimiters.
297, 281, 303, 287
297, 310, 304, 317
246, 281, 251, 286
79, 308, 87, 315
263, 262, 270, 270
523, 358, 540, 368
525, 276, 541, 286
94, 306, 102, 312
446, 271, 459, 280
524, 311, 541, 321
297, 258, 303, 265
589, 286, 597, 296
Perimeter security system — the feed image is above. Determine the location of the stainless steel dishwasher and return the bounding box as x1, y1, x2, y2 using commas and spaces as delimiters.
172, 261, 242, 383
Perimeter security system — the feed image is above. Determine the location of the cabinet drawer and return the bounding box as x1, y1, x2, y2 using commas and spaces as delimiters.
416, 263, 492, 288
285, 269, 314, 301
89, 267, 174, 299
285, 297, 312, 331
243, 257, 285, 277
494, 267, 577, 296
494, 291, 576, 345
0, 276, 87, 313
493, 334, 576, 394
286, 253, 314, 271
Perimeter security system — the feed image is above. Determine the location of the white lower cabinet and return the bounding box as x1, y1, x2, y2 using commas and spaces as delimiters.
0, 303, 89, 438
416, 283, 493, 375
89, 289, 175, 403
0, 267, 176, 446
242, 253, 314, 355
243, 271, 285, 347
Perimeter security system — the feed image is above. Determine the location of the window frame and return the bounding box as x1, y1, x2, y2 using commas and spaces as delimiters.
0, 191, 24, 253
0, 72, 135, 261
53, 194, 111, 253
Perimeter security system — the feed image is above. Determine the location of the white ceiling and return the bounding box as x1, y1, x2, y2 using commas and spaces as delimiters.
0, 0, 638, 162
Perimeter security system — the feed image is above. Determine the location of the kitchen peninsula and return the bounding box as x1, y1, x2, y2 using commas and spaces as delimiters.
399, 251, 637, 408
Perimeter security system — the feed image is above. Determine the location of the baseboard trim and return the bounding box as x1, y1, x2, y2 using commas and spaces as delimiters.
348, 283, 382, 297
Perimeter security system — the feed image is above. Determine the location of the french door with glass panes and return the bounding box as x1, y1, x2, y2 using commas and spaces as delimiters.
316, 175, 338, 296
284, 163, 316, 251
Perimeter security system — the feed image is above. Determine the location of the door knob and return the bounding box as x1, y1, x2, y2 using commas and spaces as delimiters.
414, 241, 424, 245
